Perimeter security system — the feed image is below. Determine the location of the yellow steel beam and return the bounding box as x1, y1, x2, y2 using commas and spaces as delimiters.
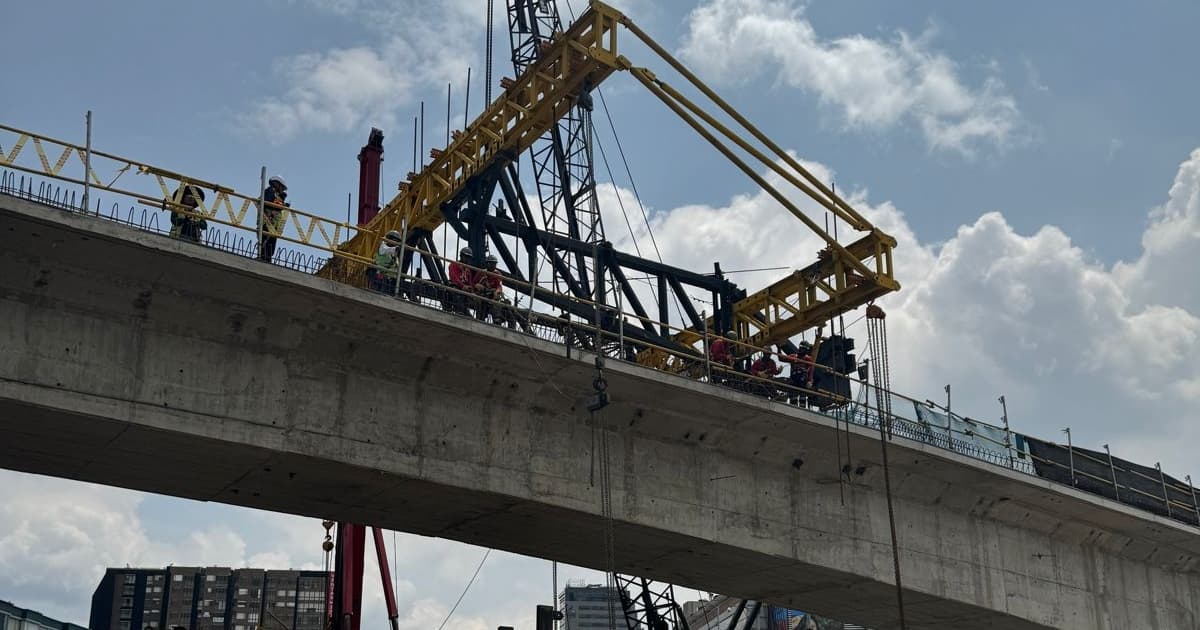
319, 2, 627, 284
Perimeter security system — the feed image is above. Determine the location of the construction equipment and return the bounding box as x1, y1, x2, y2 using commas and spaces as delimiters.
319, 0, 899, 367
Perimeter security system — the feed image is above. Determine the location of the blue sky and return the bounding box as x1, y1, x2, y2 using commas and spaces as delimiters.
6, 0, 1199, 262
4, 1, 1200, 628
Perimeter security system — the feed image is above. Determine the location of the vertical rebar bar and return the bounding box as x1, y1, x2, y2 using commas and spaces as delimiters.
82, 110, 92, 213
1188, 475, 1199, 523
1063, 428, 1075, 486
527, 241, 539, 326
999, 395, 1015, 469
618, 292, 625, 359
395, 217, 409, 298
1156, 463, 1172, 518
257, 167, 266, 255
464, 67, 472, 130
1104, 444, 1120, 501
446, 82, 452, 146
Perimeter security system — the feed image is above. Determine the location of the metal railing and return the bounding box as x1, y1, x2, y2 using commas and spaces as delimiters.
0, 122, 373, 265
2, 129, 1198, 529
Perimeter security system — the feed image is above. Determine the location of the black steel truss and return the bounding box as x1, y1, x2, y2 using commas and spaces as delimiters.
617, 576, 690, 630
403, 162, 743, 355
616, 575, 763, 630
507, 0, 604, 298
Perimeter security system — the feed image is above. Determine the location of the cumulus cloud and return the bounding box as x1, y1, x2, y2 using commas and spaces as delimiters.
677, 0, 1022, 155
1114, 148, 1200, 312
601, 149, 1200, 477
0, 470, 598, 629
242, 0, 484, 139
0, 474, 294, 623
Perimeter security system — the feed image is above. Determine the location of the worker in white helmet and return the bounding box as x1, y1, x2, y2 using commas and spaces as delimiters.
473, 253, 514, 326
369, 229, 404, 292
258, 175, 289, 262
473, 254, 503, 301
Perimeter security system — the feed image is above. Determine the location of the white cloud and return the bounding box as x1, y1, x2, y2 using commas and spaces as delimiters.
0, 469, 596, 630
243, 0, 484, 140
246, 47, 414, 139
1113, 148, 1200, 313
677, 0, 1022, 155
602, 148, 1200, 478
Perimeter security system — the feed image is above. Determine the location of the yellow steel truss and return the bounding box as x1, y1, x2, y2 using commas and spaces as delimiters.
321, 0, 900, 355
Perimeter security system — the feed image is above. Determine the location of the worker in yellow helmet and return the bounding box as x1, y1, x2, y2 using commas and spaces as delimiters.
258, 175, 288, 263
165, 184, 207, 243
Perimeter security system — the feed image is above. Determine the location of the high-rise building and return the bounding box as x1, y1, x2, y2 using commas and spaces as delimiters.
90, 567, 329, 630
0, 600, 87, 630
558, 584, 621, 630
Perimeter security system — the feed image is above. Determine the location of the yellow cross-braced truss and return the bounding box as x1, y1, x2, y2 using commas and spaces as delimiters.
0, 123, 371, 263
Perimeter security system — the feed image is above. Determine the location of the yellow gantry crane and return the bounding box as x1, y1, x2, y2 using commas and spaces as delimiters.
321, 0, 899, 358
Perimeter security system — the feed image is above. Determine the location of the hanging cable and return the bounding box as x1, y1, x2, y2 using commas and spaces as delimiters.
592, 120, 661, 310
596, 88, 662, 264
866, 304, 906, 629
435, 548, 491, 630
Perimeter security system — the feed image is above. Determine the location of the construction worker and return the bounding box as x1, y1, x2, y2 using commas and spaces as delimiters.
750, 346, 784, 398
710, 331, 736, 367
474, 254, 516, 327
710, 331, 744, 389
781, 342, 815, 388
473, 254, 503, 300
449, 247, 474, 290
446, 246, 475, 314
369, 230, 404, 292
165, 185, 207, 243
258, 175, 288, 262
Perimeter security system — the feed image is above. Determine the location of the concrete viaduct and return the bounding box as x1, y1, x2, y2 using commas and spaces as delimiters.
1, 194, 1197, 629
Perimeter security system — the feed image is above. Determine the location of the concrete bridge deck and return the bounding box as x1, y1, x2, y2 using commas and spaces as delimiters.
1, 194, 1198, 629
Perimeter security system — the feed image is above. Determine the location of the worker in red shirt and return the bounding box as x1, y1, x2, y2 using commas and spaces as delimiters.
750, 347, 783, 378
709, 331, 742, 388
446, 247, 476, 315
750, 346, 784, 399
449, 247, 474, 290
473, 254, 514, 326
473, 254, 503, 300
710, 331, 735, 365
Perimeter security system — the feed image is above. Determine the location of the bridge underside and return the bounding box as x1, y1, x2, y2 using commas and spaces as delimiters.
2, 195, 1198, 630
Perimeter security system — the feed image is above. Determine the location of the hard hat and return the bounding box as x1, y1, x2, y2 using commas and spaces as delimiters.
485, 254, 497, 264
460, 246, 473, 258
384, 230, 403, 243
269, 175, 288, 189
181, 186, 205, 201
726, 331, 738, 340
